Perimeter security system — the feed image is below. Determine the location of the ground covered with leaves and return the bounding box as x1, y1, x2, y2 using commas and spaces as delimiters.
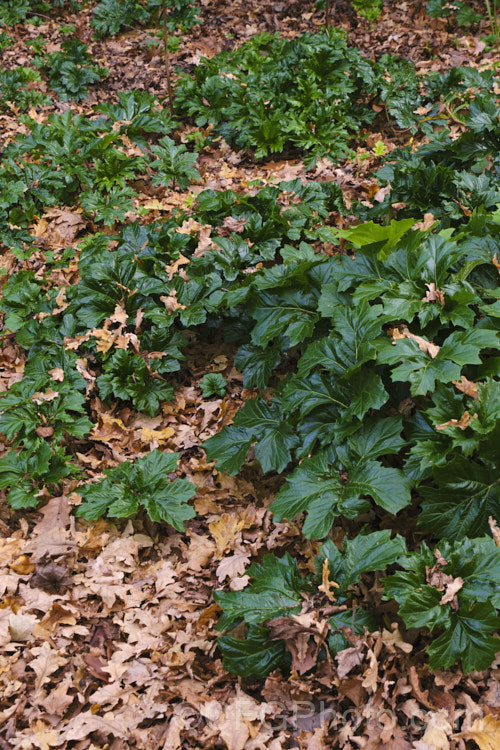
1, 0, 500, 748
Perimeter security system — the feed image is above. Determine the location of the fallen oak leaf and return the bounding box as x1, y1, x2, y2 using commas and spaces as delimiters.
436, 410, 477, 431
28, 642, 67, 696
488, 517, 500, 547
388, 325, 440, 358
415, 211, 437, 231
220, 215, 247, 234
361, 646, 378, 693
48, 367, 65, 382
453, 375, 479, 401
439, 576, 464, 608
135, 425, 175, 446
40, 676, 74, 716
109, 302, 128, 327
216, 551, 252, 583
209, 513, 248, 557
160, 290, 186, 313
266, 613, 329, 675
318, 557, 339, 601
16, 721, 62, 750
459, 714, 500, 750
32, 389, 59, 404
9, 612, 37, 642
422, 282, 445, 306
165, 253, 190, 281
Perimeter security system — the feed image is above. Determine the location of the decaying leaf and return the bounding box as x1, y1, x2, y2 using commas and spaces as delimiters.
460, 715, 500, 750
421, 282, 445, 306
436, 410, 476, 431
388, 326, 440, 358
318, 557, 339, 601
488, 517, 500, 547
28, 642, 67, 695
453, 376, 479, 401
412, 710, 452, 750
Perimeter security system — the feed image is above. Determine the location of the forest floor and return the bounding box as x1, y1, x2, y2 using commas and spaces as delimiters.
0, 1, 499, 748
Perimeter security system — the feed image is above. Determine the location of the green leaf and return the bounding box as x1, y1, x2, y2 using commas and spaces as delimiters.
318, 530, 406, 593
328, 608, 377, 656
217, 398, 299, 474
316, 282, 348, 318
215, 552, 304, 630
297, 302, 383, 377
204, 426, 254, 475
271, 453, 411, 539
150, 136, 200, 189
348, 416, 407, 461
439, 329, 500, 366
336, 218, 415, 258
375, 328, 499, 396
77, 450, 196, 530
234, 340, 284, 389
218, 624, 289, 677
270, 453, 354, 540
249, 289, 320, 348
281, 372, 350, 418
6, 482, 41, 510
383, 537, 500, 672
428, 603, 500, 673
345, 460, 412, 515
419, 460, 500, 539
476, 379, 500, 432
200, 373, 227, 398
142, 478, 196, 528
398, 587, 450, 629
346, 370, 389, 420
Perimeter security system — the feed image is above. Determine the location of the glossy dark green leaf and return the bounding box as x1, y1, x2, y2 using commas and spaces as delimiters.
318, 531, 406, 593
215, 552, 304, 630
218, 625, 289, 677
419, 460, 500, 539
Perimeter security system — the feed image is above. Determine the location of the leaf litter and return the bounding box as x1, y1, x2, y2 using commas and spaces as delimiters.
1, 0, 499, 748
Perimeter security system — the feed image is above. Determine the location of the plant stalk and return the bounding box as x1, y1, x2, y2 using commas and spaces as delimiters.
325, 0, 331, 29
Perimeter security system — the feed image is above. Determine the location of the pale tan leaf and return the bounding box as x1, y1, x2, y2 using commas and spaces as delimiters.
16, 721, 62, 750
461, 715, 500, 750
61, 711, 128, 741
388, 326, 440, 358
40, 677, 74, 716
186, 532, 216, 571
361, 648, 378, 693
216, 551, 251, 582
209, 513, 247, 556
415, 212, 437, 231
165, 253, 190, 281
33, 495, 71, 534
160, 290, 186, 313
336, 645, 364, 679
421, 282, 445, 306
48, 367, 65, 382
109, 302, 128, 326
439, 576, 464, 606
488, 517, 500, 547
32, 388, 59, 404
28, 642, 66, 695
453, 375, 479, 401
412, 710, 452, 749
9, 612, 37, 642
